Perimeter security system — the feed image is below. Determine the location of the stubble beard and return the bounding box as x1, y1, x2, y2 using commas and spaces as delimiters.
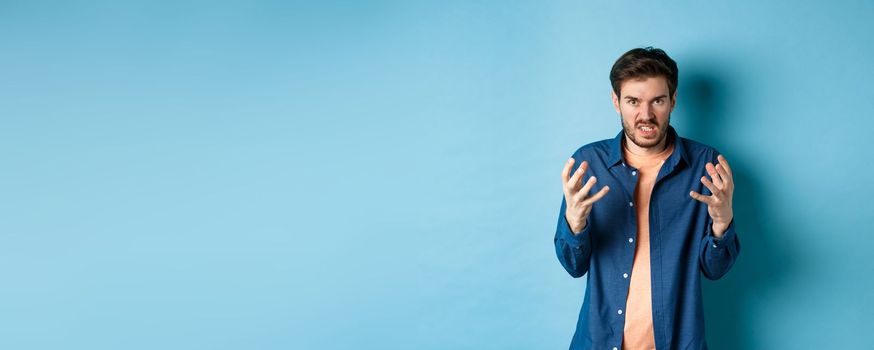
621, 112, 670, 150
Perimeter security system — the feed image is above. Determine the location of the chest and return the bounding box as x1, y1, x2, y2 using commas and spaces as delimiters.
585, 163, 708, 242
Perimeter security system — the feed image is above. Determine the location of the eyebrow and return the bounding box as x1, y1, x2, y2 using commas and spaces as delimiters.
624, 94, 669, 101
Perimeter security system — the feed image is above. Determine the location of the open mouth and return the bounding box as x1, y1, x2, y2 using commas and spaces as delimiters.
637, 124, 657, 137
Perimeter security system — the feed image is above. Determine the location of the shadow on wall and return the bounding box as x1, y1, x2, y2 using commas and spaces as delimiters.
680, 65, 797, 350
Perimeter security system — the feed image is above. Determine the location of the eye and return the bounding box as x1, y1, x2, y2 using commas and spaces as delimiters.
627, 99, 638, 106
654, 98, 664, 105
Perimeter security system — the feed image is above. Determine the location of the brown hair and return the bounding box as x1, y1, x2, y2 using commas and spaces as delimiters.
609, 47, 678, 98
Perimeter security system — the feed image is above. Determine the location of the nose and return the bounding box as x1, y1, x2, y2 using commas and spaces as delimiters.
638, 103, 654, 119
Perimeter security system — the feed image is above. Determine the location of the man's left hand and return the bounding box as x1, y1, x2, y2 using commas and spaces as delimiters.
689, 154, 734, 238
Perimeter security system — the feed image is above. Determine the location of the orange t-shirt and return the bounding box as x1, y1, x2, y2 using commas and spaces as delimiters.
622, 142, 674, 350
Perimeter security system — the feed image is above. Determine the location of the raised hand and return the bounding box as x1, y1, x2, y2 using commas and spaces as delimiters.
689, 155, 734, 238
562, 158, 610, 234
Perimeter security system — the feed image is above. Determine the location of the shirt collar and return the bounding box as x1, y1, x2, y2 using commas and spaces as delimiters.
607, 125, 690, 169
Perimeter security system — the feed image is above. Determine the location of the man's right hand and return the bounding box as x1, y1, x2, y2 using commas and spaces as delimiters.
562, 158, 610, 234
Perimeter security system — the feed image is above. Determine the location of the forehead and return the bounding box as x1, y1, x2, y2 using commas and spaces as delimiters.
619, 76, 670, 98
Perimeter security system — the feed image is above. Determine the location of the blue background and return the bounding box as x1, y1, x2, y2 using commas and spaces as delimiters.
2, 1, 872, 349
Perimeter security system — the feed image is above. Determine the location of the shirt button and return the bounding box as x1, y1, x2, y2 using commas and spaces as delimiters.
631, 170, 637, 176
617, 309, 623, 315
613, 347, 618, 350
628, 202, 633, 207
623, 273, 628, 278
629, 238, 634, 243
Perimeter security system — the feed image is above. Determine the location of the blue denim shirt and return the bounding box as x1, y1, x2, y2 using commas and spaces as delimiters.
554, 127, 741, 350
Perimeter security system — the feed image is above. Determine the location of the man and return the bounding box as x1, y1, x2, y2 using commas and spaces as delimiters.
554, 47, 740, 350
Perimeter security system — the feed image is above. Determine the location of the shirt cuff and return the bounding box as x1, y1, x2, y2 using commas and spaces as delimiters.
706, 219, 736, 249
558, 214, 590, 247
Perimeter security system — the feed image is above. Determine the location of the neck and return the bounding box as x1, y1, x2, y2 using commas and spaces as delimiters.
623, 133, 670, 158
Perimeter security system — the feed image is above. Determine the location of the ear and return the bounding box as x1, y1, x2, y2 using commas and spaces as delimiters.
670, 91, 678, 112
611, 90, 621, 114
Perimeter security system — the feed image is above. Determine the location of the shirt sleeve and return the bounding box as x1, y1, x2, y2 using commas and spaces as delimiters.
698, 218, 741, 280
554, 195, 593, 278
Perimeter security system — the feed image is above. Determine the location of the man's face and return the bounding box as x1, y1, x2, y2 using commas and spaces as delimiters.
611, 76, 676, 150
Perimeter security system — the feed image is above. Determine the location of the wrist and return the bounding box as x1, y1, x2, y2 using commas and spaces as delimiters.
566, 214, 588, 234
712, 220, 730, 239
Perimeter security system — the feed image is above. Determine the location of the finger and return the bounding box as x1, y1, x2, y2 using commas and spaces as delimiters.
582, 186, 610, 206
715, 163, 732, 189
577, 175, 597, 198
716, 155, 734, 182
717, 154, 733, 178
705, 162, 724, 189
701, 176, 721, 197
689, 190, 715, 204
561, 158, 574, 184
569, 160, 588, 190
